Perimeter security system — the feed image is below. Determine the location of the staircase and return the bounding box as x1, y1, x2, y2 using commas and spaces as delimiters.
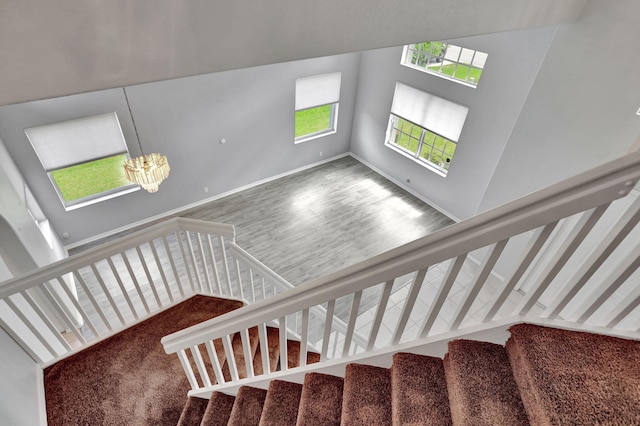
176, 323, 640, 425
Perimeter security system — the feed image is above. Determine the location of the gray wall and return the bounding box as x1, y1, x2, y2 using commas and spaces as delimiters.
478, 0, 640, 212
0, 53, 360, 244
0, 0, 585, 106
0, 328, 42, 425
350, 26, 558, 220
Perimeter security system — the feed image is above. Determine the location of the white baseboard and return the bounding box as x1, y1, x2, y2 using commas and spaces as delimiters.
348, 152, 461, 222
66, 153, 351, 250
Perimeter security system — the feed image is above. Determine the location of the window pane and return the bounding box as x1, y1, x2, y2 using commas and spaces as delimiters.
295, 104, 333, 138
403, 41, 488, 86
386, 114, 457, 175
50, 153, 131, 203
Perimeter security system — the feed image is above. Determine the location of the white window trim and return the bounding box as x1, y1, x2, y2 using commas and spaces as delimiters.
384, 115, 452, 178
400, 45, 486, 89
294, 103, 339, 144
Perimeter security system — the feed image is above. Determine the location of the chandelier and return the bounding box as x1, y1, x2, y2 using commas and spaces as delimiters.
122, 87, 170, 193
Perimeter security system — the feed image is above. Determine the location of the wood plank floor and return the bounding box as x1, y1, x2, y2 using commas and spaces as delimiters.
72, 156, 454, 287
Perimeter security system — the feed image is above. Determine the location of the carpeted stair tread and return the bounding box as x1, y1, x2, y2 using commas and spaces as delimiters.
259, 380, 303, 426
390, 352, 452, 426
201, 392, 236, 426
297, 372, 344, 426
444, 339, 529, 426
341, 363, 392, 426
507, 323, 640, 425
176, 396, 209, 426
253, 327, 281, 375
228, 386, 268, 426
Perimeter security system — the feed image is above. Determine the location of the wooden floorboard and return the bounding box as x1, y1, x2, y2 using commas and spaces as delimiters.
71, 156, 454, 286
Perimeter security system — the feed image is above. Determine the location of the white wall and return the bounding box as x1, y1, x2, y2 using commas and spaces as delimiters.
478, 0, 640, 212
0, 0, 585, 106
0, 53, 360, 245
350, 26, 558, 220
0, 138, 65, 272
0, 328, 42, 426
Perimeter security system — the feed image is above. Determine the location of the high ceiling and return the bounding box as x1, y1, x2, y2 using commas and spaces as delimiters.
0, 0, 585, 106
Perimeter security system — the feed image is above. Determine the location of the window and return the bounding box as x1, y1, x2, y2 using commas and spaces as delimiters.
295, 72, 341, 142
25, 112, 138, 211
385, 82, 468, 176
402, 42, 488, 87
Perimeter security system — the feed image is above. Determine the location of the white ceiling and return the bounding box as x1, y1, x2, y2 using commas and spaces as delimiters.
0, 0, 585, 106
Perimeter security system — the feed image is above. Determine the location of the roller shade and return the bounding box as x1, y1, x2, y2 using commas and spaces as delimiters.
25, 112, 128, 171
295, 72, 341, 111
391, 82, 468, 142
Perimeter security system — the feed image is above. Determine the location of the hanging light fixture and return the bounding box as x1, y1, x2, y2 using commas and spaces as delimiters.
122, 87, 170, 193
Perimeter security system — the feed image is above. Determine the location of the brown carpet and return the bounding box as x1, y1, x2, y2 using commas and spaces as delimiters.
444, 339, 529, 426
201, 392, 236, 426
507, 323, 640, 425
227, 386, 267, 426
44, 295, 243, 426
296, 372, 344, 426
259, 380, 303, 425
391, 352, 452, 426
177, 397, 209, 426
341, 363, 392, 426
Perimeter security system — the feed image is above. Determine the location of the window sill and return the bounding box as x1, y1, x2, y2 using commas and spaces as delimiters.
294, 129, 337, 144
385, 142, 449, 178
401, 62, 479, 89
62, 185, 140, 211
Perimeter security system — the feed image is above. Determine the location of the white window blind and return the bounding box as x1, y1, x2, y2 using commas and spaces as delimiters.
295, 72, 342, 111
391, 82, 469, 142
25, 112, 128, 171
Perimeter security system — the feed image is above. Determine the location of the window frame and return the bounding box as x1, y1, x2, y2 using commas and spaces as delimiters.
401, 42, 488, 88
294, 102, 339, 143
46, 153, 139, 211
25, 112, 140, 211
385, 114, 456, 177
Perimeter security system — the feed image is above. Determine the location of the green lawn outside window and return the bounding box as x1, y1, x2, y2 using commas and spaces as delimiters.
50, 153, 132, 203
389, 116, 456, 172
295, 104, 334, 139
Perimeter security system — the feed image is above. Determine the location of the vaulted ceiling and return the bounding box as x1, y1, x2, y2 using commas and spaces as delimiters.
0, 0, 585, 106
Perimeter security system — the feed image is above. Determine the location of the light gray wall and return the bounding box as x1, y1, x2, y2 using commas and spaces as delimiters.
0, 53, 360, 244
0, 138, 65, 274
0, 328, 41, 426
0, 0, 585, 106
478, 0, 640, 212
350, 26, 558, 220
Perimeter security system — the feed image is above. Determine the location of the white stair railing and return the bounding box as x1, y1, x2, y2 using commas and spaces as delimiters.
0, 218, 239, 366
229, 242, 368, 351
161, 151, 640, 397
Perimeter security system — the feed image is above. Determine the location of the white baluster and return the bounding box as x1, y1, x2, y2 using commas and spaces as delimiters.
300, 308, 309, 367
89, 264, 125, 327
190, 345, 212, 387
450, 240, 508, 330
257, 323, 271, 375
162, 236, 185, 298
321, 300, 335, 361
177, 349, 199, 390
343, 291, 362, 357
121, 251, 151, 315
176, 231, 197, 292
222, 334, 239, 381
205, 339, 225, 384
55, 277, 100, 339
219, 236, 233, 297
279, 316, 288, 371
149, 239, 174, 303
107, 257, 139, 320
484, 223, 557, 322
73, 270, 113, 332
393, 269, 428, 344
419, 255, 466, 338
367, 280, 393, 351
197, 232, 214, 294
135, 246, 162, 309
240, 328, 255, 378
206, 235, 222, 294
